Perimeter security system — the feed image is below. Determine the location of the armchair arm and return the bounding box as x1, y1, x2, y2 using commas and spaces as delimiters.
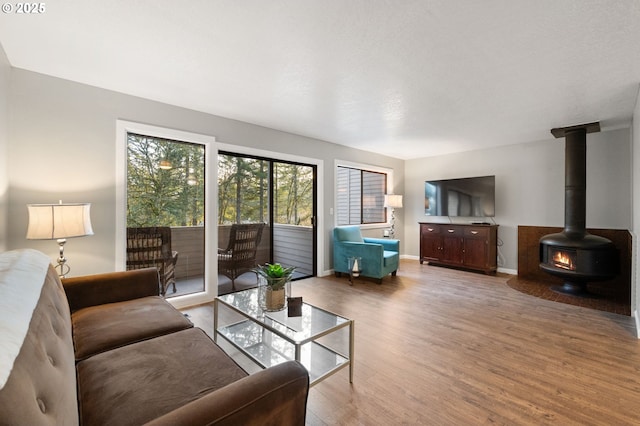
145, 361, 309, 426
63, 268, 161, 312
364, 237, 399, 252
333, 241, 384, 275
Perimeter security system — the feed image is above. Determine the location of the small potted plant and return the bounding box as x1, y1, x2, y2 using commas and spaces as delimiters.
253, 263, 296, 311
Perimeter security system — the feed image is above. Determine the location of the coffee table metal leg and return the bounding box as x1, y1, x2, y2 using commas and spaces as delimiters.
295, 344, 301, 364
213, 299, 218, 343
349, 320, 354, 383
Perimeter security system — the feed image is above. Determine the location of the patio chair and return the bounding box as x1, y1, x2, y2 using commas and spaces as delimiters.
126, 226, 179, 296
218, 223, 265, 290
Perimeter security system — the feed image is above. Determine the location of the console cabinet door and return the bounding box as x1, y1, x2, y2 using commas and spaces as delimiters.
462, 227, 496, 272
463, 238, 488, 269
441, 226, 463, 264
420, 224, 442, 262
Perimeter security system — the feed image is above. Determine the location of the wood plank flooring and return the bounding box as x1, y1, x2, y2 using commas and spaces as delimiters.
182, 259, 640, 425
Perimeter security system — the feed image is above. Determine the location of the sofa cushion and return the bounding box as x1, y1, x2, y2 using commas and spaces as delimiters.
0, 265, 78, 426
72, 296, 193, 361
77, 327, 248, 426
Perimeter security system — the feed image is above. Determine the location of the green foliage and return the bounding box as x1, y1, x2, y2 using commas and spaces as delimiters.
217, 155, 268, 224
253, 263, 296, 289
218, 154, 314, 226
127, 134, 205, 227
127, 142, 314, 229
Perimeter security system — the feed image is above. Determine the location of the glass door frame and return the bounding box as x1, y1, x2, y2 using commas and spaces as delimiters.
115, 120, 217, 309
216, 143, 324, 283
220, 150, 318, 280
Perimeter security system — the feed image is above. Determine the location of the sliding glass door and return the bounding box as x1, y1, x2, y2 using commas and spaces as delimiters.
218, 152, 316, 294
126, 133, 206, 298
272, 161, 315, 278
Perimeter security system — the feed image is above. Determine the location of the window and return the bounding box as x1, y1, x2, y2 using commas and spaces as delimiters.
218, 151, 317, 281
116, 120, 215, 307
127, 133, 205, 227
336, 165, 387, 225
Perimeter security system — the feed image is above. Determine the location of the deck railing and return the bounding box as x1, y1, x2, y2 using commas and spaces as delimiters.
170, 223, 311, 280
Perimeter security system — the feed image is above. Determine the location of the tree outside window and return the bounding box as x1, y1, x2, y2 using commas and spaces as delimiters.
218, 153, 313, 226
127, 133, 205, 227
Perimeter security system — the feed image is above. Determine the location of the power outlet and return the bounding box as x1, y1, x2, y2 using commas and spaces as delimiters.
383, 229, 390, 237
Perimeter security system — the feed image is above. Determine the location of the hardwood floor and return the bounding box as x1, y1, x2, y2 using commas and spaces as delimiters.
182, 259, 640, 425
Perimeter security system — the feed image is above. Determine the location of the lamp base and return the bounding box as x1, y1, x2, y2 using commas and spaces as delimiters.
56, 238, 71, 278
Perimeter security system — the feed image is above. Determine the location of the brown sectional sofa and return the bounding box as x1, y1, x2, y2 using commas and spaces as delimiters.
0, 249, 309, 425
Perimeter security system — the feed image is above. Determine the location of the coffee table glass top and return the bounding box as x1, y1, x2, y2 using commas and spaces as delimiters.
217, 287, 350, 344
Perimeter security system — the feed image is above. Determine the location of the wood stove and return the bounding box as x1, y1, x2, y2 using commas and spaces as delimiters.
539, 122, 618, 296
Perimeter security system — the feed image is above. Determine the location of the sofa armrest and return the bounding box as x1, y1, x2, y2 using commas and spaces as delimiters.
145, 361, 309, 426
63, 268, 161, 312
364, 237, 399, 252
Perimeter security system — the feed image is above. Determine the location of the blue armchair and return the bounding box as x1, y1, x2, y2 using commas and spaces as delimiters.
333, 226, 399, 283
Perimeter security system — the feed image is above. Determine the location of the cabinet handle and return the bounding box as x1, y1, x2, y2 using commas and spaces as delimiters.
471, 230, 478, 235
447, 229, 455, 233
428, 228, 434, 232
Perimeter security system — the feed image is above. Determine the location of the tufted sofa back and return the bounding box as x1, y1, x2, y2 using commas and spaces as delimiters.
0, 265, 78, 425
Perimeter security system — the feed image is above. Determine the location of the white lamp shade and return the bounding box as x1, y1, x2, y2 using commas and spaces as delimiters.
27, 203, 94, 240
384, 194, 403, 209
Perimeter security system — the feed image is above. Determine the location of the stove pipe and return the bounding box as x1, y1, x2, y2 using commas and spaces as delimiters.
563, 127, 587, 239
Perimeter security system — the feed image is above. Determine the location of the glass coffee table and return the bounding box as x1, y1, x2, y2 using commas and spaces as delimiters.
214, 288, 354, 386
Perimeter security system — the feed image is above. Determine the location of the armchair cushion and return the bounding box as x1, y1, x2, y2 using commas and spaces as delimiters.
333, 225, 365, 243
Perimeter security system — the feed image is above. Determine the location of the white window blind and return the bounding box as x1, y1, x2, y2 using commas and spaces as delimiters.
336, 166, 386, 225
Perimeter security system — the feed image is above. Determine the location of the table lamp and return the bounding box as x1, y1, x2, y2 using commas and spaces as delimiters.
384, 194, 403, 238
26, 201, 94, 278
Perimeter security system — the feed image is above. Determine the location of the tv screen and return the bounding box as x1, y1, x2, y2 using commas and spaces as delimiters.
425, 175, 495, 217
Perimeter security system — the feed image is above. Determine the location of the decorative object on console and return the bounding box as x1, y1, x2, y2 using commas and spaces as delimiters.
26, 201, 93, 278
254, 263, 296, 312
384, 194, 403, 238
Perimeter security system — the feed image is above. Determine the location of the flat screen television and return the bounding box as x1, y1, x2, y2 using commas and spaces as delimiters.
425, 175, 495, 217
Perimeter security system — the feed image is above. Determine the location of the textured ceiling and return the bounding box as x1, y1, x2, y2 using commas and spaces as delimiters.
1, 0, 640, 159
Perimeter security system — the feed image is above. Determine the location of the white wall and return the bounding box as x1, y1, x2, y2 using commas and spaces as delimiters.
0, 44, 9, 252
6, 68, 404, 276
404, 128, 632, 274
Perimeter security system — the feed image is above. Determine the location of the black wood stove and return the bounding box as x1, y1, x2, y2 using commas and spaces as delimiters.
539, 122, 618, 296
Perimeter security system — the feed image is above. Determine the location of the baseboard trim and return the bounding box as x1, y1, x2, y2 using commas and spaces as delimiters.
402, 254, 419, 261
498, 267, 517, 275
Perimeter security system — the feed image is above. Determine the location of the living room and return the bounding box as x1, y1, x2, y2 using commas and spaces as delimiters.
1, 2, 640, 424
